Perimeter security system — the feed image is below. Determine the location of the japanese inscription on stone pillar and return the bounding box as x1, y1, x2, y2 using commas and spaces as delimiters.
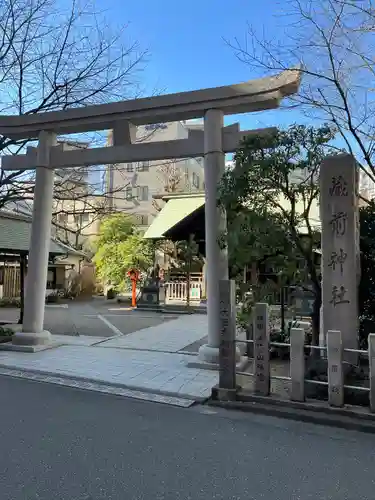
320, 154, 359, 361
327, 330, 344, 407
219, 279, 236, 390
253, 303, 270, 395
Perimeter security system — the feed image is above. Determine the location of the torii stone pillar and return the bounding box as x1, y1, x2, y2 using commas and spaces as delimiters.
12, 131, 56, 348
320, 153, 360, 364
198, 109, 239, 365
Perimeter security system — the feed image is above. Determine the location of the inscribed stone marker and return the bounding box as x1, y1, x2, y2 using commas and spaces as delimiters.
253, 303, 270, 395
290, 328, 305, 402
368, 334, 375, 412
320, 154, 359, 363
218, 279, 236, 391
327, 330, 344, 407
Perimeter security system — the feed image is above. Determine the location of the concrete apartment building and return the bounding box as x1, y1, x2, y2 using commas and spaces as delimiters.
106, 121, 205, 228
5, 140, 107, 252
359, 168, 375, 202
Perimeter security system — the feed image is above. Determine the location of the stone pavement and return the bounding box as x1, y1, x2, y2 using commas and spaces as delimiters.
0, 313, 218, 406
100, 313, 209, 352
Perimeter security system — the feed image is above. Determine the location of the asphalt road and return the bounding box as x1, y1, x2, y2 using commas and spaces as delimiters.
43, 301, 176, 337
43, 308, 175, 337
0, 299, 177, 337
1, 375, 375, 500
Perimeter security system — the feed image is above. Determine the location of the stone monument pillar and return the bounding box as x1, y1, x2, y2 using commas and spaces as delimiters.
320, 153, 359, 364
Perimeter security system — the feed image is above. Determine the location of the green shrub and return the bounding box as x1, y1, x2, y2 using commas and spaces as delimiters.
45, 292, 59, 304
0, 326, 14, 337
0, 298, 21, 308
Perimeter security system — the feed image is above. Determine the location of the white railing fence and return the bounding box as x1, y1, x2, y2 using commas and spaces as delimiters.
164, 281, 202, 304
216, 279, 374, 411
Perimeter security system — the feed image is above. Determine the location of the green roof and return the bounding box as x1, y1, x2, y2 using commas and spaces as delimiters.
144, 191, 320, 241
144, 194, 205, 239
0, 211, 78, 255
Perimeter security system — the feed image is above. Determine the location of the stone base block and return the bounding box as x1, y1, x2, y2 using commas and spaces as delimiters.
0, 330, 57, 351
0, 342, 59, 353
12, 330, 52, 346
211, 385, 239, 401
187, 356, 249, 372
198, 344, 221, 365
192, 343, 243, 368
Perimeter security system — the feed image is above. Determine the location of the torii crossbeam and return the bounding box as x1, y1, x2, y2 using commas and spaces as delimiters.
0, 68, 301, 359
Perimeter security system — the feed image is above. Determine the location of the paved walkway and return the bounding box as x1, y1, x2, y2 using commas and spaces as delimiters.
0, 314, 218, 406
100, 314, 208, 352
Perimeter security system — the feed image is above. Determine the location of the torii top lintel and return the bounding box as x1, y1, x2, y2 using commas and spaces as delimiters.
0, 69, 300, 140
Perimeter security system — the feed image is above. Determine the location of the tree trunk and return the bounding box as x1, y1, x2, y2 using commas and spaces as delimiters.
18, 253, 26, 325
186, 268, 191, 309
311, 284, 321, 347
186, 234, 193, 309
280, 286, 285, 335
250, 262, 258, 285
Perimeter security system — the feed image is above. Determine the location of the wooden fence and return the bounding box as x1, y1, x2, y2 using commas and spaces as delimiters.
0, 266, 21, 298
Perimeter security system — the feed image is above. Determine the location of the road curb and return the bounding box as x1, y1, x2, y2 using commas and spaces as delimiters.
207, 393, 375, 433
0, 362, 207, 406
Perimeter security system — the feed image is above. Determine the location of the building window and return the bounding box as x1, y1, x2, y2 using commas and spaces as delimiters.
145, 123, 167, 131
58, 213, 68, 224
74, 213, 90, 225
126, 163, 134, 172
137, 186, 149, 201
192, 172, 200, 189
125, 186, 133, 200
132, 214, 148, 226
137, 161, 150, 172
47, 268, 56, 289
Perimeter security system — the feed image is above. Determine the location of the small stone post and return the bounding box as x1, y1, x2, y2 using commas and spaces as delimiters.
218, 279, 237, 400
368, 334, 375, 412
320, 153, 359, 364
327, 330, 344, 407
290, 328, 305, 402
253, 303, 270, 396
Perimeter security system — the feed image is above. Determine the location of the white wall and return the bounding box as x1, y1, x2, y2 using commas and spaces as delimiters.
108, 121, 205, 228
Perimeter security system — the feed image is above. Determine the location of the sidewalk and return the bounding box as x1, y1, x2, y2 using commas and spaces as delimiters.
0, 314, 218, 407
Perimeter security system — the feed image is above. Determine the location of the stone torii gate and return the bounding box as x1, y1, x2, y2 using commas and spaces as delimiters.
0, 68, 301, 361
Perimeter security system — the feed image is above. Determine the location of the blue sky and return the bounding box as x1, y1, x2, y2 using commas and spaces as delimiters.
96, 0, 307, 131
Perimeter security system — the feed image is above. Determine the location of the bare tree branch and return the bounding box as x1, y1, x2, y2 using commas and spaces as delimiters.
225, 0, 375, 190
0, 0, 147, 247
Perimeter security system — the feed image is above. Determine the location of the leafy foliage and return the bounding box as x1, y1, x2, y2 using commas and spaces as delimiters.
172, 237, 203, 273
0, 326, 14, 337
94, 214, 134, 249
224, 208, 297, 281
221, 125, 334, 276
220, 125, 336, 344
236, 281, 280, 331
359, 202, 375, 347
93, 214, 154, 291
